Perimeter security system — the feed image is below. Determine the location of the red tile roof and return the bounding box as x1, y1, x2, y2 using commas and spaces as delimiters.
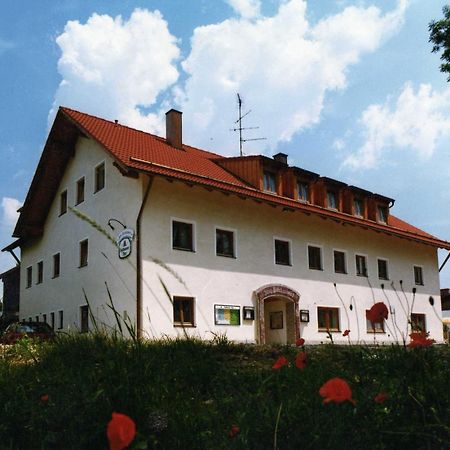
20, 107, 450, 250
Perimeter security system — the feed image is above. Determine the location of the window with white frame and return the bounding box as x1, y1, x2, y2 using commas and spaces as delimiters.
37, 261, 43, 284
334, 250, 346, 274
173, 296, 195, 327
377, 259, 389, 280
216, 228, 235, 258
318, 307, 340, 331
76, 177, 85, 205
414, 266, 424, 285
327, 190, 337, 209
353, 198, 363, 217
172, 220, 194, 252
263, 171, 277, 193
26, 266, 32, 288
274, 239, 291, 266
308, 245, 322, 270
366, 310, 385, 333
356, 254, 367, 277
94, 162, 105, 193
297, 181, 309, 202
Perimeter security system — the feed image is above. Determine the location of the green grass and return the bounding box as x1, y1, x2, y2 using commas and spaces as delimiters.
1, 335, 450, 449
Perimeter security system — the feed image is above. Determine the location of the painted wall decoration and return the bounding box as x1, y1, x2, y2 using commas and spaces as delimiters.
214, 304, 240, 326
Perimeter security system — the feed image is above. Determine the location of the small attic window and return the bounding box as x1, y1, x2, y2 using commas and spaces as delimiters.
377, 205, 388, 223
354, 198, 363, 217
263, 171, 277, 193
327, 190, 337, 210
297, 181, 309, 202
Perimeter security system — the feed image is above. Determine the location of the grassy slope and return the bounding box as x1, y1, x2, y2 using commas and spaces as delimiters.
1, 335, 450, 450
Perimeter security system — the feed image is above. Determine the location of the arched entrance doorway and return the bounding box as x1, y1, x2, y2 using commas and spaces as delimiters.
255, 284, 300, 345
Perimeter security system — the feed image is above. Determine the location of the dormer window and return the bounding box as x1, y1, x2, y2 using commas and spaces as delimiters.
354, 198, 363, 217
263, 171, 277, 193
327, 190, 337, 210
297, 181, 309, 202
377, 205, 388, 223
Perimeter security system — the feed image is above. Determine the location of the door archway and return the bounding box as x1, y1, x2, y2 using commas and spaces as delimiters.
255, 284, 300, 344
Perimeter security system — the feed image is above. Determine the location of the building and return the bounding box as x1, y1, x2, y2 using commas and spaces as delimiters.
3, 107, 450, 344
0, 266, 20, 331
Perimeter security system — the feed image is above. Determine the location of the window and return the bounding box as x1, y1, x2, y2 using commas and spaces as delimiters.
377, 205, 388, 223
26, 266, 32, 288
366, 310, 385, 333
356, 255, 367, 277
318, 307, 340, 332
76, 177, 85, 204
377, 259, 389, 280
173, 296, 195, 327
411, 313, 426, 332
354, 198, 363, 217
58, 310, 63, 329
308, 245, 322, 270
216, 229, 235, 258
414, 266, 424, 285
334, 251, 346, 274
60, 190, 67, 215
172, 220, 194, 252
94, 162, 105, 193
80, 305, 89, 333
50, 312, 55, 330
327, 191, 337, 209
297, 181, 309, 202
53, 253, 61, 278
35, 316, 39, 322
263, 171, 277, 193
37, 261, 43, 284
274, 239, 291, 266
79, 239, 88, 267
43, 314, 47, 324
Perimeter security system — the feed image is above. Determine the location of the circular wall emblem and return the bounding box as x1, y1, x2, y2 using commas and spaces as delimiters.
117, 229, 135, 259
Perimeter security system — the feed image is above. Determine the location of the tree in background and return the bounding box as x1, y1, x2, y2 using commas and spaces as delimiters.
429, 6, 450, 80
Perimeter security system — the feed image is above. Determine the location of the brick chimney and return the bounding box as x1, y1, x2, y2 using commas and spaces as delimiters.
166, 109, 183, 150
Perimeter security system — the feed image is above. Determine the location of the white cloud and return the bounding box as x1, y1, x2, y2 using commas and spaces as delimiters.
225, 0, 261, 19
50, 8, 180, 133
343, 83, 450, 169
1, 197, 21, 229
177, 0, 408, 155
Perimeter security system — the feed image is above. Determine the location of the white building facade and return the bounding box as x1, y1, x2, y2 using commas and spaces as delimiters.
5, 107, 450, 344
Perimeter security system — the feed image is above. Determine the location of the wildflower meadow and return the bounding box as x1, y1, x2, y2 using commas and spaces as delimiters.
1, 316, 450, 450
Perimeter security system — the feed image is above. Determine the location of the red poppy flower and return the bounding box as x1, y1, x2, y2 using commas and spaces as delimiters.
295, 351, 307, 370
272, 356, 289, 370
40, 394, 49, 402
229, 425, 240, 438
342, 329, 350, 337
319, 377, 355, 405
107, 412, 136, 450
408, 331, 435, 348
296, 338, 305, 346
374, 391, 388, 404
366, 302, 389, 323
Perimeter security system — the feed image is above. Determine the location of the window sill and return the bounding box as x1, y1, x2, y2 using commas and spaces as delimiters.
318, 329, 340, 333
334, 270, 347, 275
173, 324, 196, 328
309, 267, 323, 271
78, 264, 88, 269
216, 253, 236, 259
94, 187, 104, 194
275, 262, 292, 266
367, 330, 386, 334
173, 247, 195, 252
415, 283, 424, 286
52, 275, 60, 279
357, 274, 368, 277
58, 212, 67, 217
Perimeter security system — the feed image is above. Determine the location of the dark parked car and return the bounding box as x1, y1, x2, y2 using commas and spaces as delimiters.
0, 322, 56, 344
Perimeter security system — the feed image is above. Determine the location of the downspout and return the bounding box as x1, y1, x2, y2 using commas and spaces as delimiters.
136, 175, 154, 339
439, 250, 450, 273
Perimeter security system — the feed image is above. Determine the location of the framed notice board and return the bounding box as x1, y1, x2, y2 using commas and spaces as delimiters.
214, 304, 241, 326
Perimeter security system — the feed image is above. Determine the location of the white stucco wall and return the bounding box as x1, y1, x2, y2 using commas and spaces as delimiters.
20, 137, 143, 333
140, 178, 443, 344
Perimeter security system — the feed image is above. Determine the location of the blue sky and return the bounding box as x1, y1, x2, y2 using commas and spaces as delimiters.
1, 0, 450, 294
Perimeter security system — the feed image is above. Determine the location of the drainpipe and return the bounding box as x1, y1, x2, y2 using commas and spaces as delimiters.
439, 250, 450, 273
136, 175, 154, 339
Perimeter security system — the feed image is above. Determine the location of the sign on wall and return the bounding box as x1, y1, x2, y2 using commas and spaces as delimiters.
214, 304, 240, 326
116, 229, 135, 259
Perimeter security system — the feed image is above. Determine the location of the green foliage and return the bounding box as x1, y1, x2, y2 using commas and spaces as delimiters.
1, 338, 450, 449
429, 5, 450, 80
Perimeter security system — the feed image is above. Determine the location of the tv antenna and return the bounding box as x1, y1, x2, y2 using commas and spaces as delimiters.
230, 93, 266, 156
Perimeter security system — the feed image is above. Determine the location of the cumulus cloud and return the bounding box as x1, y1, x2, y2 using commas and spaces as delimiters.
49, 1, 408, 153
343, 83, 450, 169
1, 197, 21, 229
177, 0, 408, 155
50, 8, 180, 133
225, 0, 261, 19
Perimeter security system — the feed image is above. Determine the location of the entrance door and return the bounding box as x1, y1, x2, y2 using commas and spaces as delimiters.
264, 300, 287, 344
